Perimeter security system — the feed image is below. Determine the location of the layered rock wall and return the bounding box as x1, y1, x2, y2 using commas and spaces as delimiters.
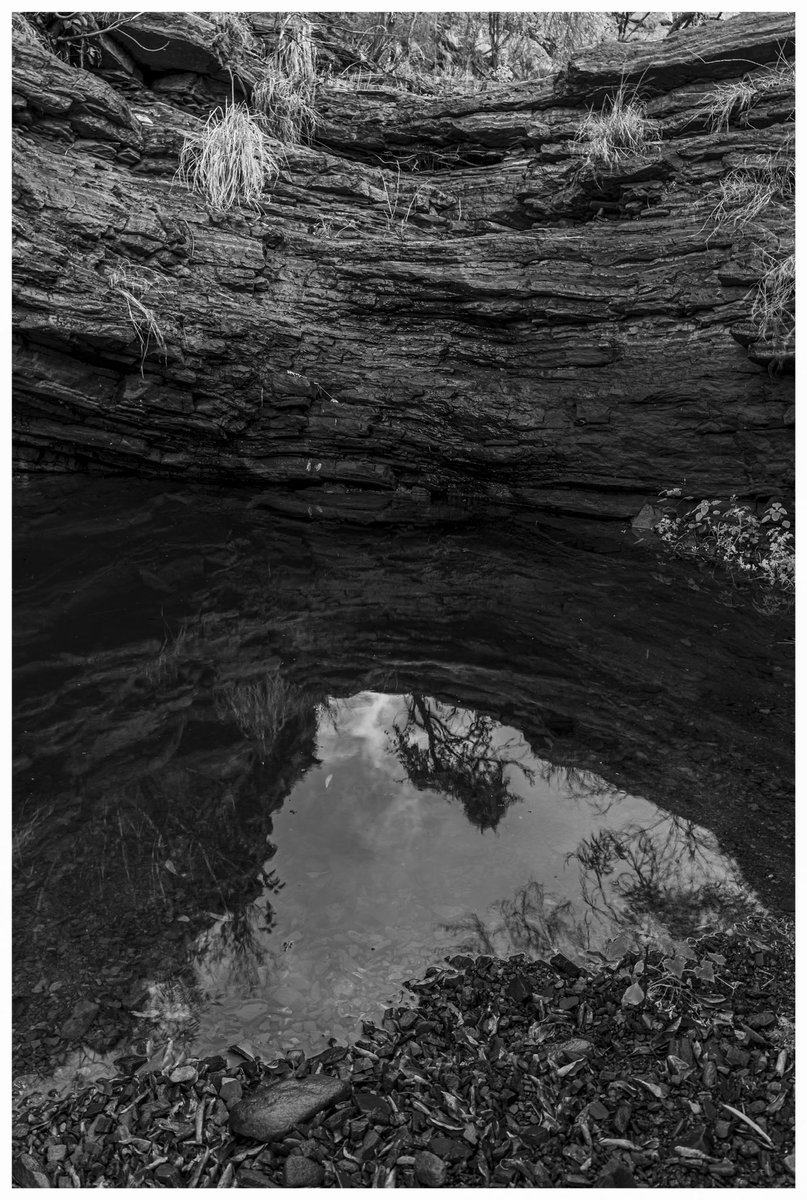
12, 13, 795, 518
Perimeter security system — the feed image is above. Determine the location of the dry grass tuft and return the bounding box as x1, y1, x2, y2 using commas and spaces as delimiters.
575, 84, 660, 169
750, 251, 795, 351
272, 13, 318, 83
706, 54, 795, 132
252, 73, 318, 145
378, 165, 429, 239
210, 11, 258, 60
320, 66, 378, 92
252, 15, 319, 145
311, 215, 359, 240
710, 142, 794, 235
108, 263, 167, 374
707, 77, 758, 133
215, 671, 311, 759
177, 103, 278, 212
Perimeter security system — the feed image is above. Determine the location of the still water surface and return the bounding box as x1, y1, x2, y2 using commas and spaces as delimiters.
194, 691, 749, 1064
13, 477, 791, 1092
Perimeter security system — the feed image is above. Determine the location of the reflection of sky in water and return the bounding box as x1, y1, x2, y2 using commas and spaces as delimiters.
191, 693, 761, 1062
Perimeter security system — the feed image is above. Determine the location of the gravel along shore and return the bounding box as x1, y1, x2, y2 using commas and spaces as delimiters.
12, 918, 794, 1188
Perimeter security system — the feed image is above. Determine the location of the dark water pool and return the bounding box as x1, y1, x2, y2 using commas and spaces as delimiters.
13, 476, 793, 1094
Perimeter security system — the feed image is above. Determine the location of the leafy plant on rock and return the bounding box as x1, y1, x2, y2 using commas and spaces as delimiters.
654, 495, 794, 594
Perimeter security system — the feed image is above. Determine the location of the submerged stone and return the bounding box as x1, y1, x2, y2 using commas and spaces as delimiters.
59, 1000, 99, 1041
228, 1075, 350, 1141
284, 1155, 326, 1187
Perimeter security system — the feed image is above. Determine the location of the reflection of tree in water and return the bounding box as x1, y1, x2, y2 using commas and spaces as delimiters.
19, 689, 320, 1043
568, 814, 759, 939
439, 814, 759, 961
442, 881, 589, 958
531, 759, 625, 819
194, 865, 284, 996
214, 670, 324, 765
392, 694, 534, 831
80, 718, 312, 921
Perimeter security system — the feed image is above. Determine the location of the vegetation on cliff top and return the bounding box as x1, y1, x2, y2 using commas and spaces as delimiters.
20, 11, 725, 90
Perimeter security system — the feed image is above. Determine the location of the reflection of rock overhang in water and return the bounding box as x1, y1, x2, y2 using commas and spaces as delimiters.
13, 478, 793, 918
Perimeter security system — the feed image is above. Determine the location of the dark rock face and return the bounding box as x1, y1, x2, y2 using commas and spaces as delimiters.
11, 14, 794, 518
228, 1076, 351, 1141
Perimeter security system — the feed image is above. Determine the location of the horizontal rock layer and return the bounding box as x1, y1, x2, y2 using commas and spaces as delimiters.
12, 12, 795, 519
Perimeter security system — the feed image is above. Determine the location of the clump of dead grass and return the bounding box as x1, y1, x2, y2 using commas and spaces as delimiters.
252, 15, 319, 145
177, 102, 278, 212
706, 53, 795, 132
107, 263, 168, 374
750, 250, 795, 352
215, 670, 311, 759
575, 84, 660, 169
710, 143, 794, 234
13, 805, 54, 871
210, 12, 258, 61
378, 164, 429, 240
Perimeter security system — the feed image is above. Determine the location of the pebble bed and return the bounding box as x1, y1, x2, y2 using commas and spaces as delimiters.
12, 919, 794, 1188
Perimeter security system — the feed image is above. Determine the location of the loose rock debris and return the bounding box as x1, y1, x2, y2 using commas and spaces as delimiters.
12, 920, 794, 1187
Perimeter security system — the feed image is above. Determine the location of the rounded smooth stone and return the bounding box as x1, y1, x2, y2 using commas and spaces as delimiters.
228, 1076, 351, 1141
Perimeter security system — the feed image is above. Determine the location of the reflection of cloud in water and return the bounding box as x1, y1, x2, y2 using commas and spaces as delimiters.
360, 781, 432, 853
317, 692, 405, 775
315, 693, 444, 851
